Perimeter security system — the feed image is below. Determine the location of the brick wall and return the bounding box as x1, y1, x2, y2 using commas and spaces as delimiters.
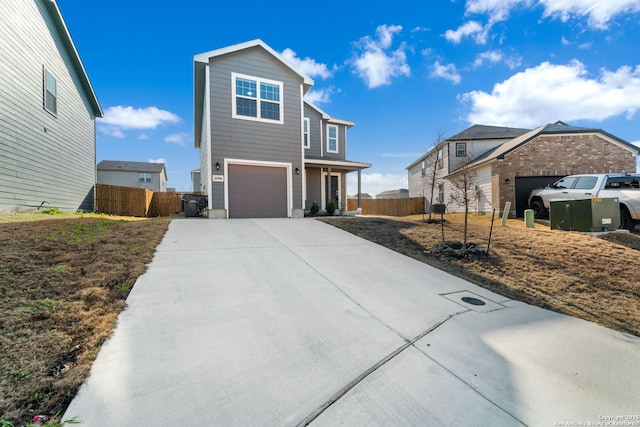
493, 133, 637, 214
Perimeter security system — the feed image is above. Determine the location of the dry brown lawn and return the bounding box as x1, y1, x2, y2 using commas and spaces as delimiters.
319, 214, 640, 338
2, 211, 639, 425
0, 212, 171, 426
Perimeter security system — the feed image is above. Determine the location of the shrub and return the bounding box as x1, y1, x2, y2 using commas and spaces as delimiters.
310, 201, 320, 215
326, 201, 336, 216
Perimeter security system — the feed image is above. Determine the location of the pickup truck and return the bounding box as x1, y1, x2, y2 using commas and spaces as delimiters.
528, 173, 640, 230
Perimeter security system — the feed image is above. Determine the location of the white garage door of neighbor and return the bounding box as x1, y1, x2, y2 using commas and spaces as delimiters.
228, 164, 288, 218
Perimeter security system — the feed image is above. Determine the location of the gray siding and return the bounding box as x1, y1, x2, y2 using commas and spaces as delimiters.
97, 171, 164, 193
0, 0, 97, 212
321, 124, 347, 161
208, 47, 304, 210
304, 104, 323, 158
305, 168, 322, 209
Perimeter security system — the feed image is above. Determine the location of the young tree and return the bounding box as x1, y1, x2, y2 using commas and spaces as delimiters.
448, 144, 478, 250
421, 130, 446, 222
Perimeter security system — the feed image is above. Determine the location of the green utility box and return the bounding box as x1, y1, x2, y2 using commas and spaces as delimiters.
550, 198, 620, 232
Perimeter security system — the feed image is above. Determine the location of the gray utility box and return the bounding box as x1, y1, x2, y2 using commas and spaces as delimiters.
550, 198, 620, 232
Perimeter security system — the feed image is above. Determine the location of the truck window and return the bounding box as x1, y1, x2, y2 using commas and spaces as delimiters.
605, 177, 640, 188
574, 176, 597, 190
553, 177, 577, 189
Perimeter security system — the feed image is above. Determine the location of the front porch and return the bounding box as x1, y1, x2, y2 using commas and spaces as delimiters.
304, 158, 371, 214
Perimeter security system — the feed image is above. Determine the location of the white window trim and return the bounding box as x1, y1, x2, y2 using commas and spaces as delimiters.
303, 117, 310, 149
231, 72, 284, 125
456, 142, 467, 157
43, 68, 57, 116
138, 172, 153, 183
327, 124, 339, 153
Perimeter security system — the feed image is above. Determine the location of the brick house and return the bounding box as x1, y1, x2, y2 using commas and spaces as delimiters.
407, 122, 639, 217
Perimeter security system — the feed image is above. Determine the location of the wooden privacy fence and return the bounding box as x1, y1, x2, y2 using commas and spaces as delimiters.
95, 184, 193, 217
347, 197, 425, 217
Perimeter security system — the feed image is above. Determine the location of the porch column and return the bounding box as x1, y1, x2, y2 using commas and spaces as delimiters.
357, 169, 362, 210
326, 167, 332, 208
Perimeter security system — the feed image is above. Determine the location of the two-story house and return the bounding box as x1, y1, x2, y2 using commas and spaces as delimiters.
194, 39, 370, 218
0, 0, 102, 212
97, 160, 168, 193
407, 122, 638, 217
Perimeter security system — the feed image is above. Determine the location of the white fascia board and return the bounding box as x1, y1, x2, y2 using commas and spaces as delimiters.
194, 39, 314, 89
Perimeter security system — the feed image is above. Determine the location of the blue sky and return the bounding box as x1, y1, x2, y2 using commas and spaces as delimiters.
57, 0, 640, 196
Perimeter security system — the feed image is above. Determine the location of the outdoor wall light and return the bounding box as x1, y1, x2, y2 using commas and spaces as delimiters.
215, 162, 220, 171
295, 167, 300, 175
505, 178, 510, 184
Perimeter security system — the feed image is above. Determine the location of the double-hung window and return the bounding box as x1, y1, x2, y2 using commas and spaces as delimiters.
327, 124, 338, 153
303, 118, 310, 148
456, 143, 467, 157
44, 68, 57, 115
232, 72, 283, 124
139, 173, 152, 183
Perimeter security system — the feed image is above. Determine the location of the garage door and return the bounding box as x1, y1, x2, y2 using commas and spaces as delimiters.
514, 176, 562, 217
228, 164, 288, 218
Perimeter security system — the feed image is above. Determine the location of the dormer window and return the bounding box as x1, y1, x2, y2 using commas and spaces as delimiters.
232, 72, 283, 124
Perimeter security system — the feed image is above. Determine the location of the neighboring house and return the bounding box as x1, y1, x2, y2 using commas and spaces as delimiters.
97, 160, 168, 193
0, 0, 102, 212
407, 122, 639, 217
348, 193, 373, 200
376, 189, 409, 199
194, 39, 371, 218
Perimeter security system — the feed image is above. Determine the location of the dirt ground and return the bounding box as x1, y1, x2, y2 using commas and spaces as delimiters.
319, 214, 640, 338
2, 212, 639, 425
0, 213, 171, 426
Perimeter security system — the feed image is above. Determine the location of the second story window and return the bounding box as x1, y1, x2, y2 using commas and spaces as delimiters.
232, 72, 283, 124
456, 143, 467, 157
139, 172, 152, 183
44, 68, 57, 115
303, 118, 310, 148
327, 124, 338, 153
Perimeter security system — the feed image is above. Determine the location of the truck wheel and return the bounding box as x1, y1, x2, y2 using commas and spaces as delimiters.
531, 199, 548, 219
620, 206, 635, 231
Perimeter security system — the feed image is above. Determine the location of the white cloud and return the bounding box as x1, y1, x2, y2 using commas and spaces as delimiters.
473, 50, 504, 67
347, 172, 408, 197
280, 48, 333, 79
460, 61, 640, 128
148, 158, 166, 165
462, 0, 639, 30
444, 20, 489, 44
98, 125, 125, 138
99, 106, 180, 129
305, 87, 334, 105
165, 132, 189, 146
138, 134, 149, 140
539, 0, 640, 29
352, 24, 411, 89
431, 61, 462, 84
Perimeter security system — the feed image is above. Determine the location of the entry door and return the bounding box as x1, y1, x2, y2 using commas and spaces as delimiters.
325, 175, 339, 208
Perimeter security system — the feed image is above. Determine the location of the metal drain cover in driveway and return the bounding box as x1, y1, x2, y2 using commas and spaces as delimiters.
441, 291, 505, 313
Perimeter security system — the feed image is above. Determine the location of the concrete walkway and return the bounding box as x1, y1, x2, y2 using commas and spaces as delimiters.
64, 218, 640, 426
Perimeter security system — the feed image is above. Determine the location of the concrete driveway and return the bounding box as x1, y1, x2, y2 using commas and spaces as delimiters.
65, 218, 640, 426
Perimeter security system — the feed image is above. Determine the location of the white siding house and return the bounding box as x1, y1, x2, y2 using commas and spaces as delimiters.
0, 0, 102, 212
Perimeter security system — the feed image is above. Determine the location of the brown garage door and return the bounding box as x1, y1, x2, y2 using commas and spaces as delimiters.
228, 164, 288, 218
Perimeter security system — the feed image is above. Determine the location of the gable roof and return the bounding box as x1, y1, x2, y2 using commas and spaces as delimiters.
406, 124, 531, 170
98, 160, 167, 179
44, 1, 102, 117
447, 124, 531, 141
460, 121, 639, 172
194, 39, 315, 147
304, 100, 355, 127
